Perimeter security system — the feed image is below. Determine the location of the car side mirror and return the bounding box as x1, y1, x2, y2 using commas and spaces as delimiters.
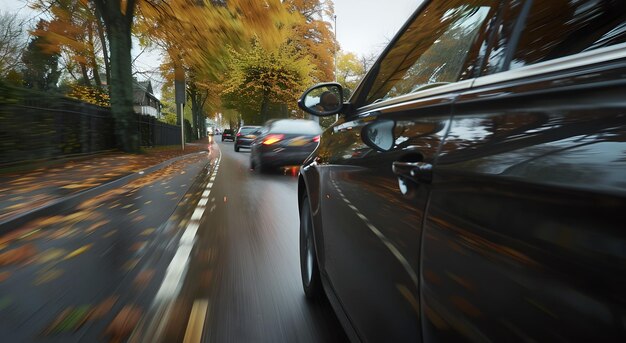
298, 82, 344, 117
361, 119, 396, 152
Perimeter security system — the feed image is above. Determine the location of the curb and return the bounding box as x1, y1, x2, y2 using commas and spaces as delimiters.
0, 151, 209, 236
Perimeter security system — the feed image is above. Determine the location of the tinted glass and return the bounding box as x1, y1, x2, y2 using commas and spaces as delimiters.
239, 127, 259, 134
365, 0, 496, 105
511, 0, 626, 69
481, 0, 524, 75
269, 120, 322, 135
223, 129, 233, 134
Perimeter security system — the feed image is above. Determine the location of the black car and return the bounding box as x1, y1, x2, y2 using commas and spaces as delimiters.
221, 129, 234, 142
250, 119, 321, 173
297, 0, 626, 342
234, 125, 261, 152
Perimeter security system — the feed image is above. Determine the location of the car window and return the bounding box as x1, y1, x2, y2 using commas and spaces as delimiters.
239, 127, 259, 134
269, 120, 321, 135
364, 0, 497, 105
478, 0, 524, 75
509, 0, 626, 70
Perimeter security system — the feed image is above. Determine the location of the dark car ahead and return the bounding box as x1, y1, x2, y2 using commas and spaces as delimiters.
296, 0, 626, 342
234, 125, 261, 152
221, 129, 234, 142
250, 119, 321, 173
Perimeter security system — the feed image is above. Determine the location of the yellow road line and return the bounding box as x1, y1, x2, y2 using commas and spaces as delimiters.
183, 299, 209, 343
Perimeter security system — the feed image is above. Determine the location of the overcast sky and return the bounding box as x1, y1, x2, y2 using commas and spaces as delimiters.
334, 0, 421, 58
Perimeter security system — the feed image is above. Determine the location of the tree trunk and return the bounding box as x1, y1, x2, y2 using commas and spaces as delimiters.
108, 22, 138, 152
260, 91, 269, 123
88, 25, 102, 88
80, 63, 91, 86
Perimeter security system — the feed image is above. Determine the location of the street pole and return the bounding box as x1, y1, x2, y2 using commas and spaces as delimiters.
180, 103, 185, 151
174, 64, 186, 151
334, 14, 337, 82
334, 14, 339, 121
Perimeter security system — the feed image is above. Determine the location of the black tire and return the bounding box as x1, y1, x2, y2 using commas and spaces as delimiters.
300, 194, 324, 299
234, 145, 240, 152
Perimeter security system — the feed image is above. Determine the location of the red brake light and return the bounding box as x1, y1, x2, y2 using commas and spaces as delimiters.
237, 133, 241, 137
313, 135, 320, 143
263, 134, 284, 145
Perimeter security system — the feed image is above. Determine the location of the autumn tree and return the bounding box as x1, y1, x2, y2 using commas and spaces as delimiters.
137, 0, 296, 135
0, 11, 27, 78
284, 0, 336, 82
336, 51, 366, 97
222, 40, 314, 124
21, 19, 61, 91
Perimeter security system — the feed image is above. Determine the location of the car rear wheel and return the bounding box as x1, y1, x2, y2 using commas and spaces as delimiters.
300, 194, 324, 299
234, 145, 240, 152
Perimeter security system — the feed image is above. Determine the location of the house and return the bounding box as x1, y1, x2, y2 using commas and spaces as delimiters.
133, 79, 162, 118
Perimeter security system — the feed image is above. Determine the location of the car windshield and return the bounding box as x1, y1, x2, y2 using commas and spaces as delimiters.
269, 120, 321, 135
224, 130, 233, 134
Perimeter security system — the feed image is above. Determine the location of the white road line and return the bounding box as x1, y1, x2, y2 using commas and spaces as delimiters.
153, 151, 221, 303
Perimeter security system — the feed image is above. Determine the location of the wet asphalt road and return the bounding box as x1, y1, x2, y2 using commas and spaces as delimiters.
0, 137, 347, 342
149, 138, 347, 343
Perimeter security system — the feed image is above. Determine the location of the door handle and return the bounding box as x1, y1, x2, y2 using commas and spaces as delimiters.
392, 161, 433, 184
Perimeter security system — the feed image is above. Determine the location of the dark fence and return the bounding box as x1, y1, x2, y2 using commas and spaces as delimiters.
0, 83, 181, 166
137, 114, 182, 147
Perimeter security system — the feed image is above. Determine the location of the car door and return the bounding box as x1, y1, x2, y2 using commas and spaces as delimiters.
421, 0, 626, 340
312, 1, 501, 341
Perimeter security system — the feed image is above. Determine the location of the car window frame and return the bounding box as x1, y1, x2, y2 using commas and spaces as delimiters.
472, 41, 626, 88
348, 0, 504, 114
486, 0, 626, 76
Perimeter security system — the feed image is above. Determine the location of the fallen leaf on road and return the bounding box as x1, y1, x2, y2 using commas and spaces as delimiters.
103, 230, 117, 238
64, 244, 93, 260
85, 220, 110, 234
0, 244, 37, 266
35, 269, 63, 285
37, 248, 67, 264
166, 192, 176, 195
42, 305, 90, 334
64, 211, 93, 222
61, 183, 98, 189
0, 271, 10, 282
104, 305, 143, 342
88, 296, 119, 321
35, 215, 65, 227
129, 242, 146, 252
123, 259, 140, 271
133, 269, 155, 289
140, 228, 155, 236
